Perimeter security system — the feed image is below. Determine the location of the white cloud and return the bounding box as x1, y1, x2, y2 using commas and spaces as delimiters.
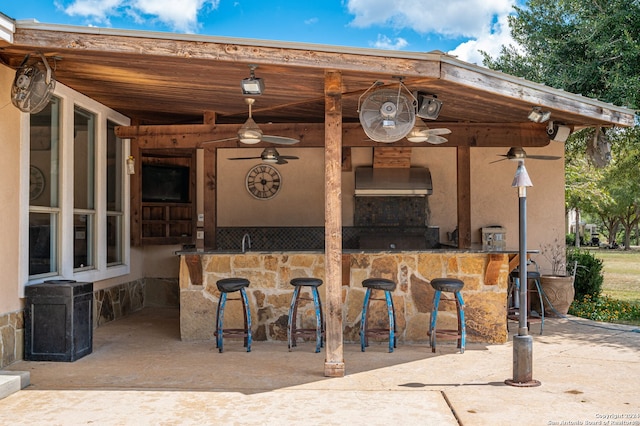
63, 0, 123, 24
448, 13, 516, 65
63, 0, 220, 33
346, 0, 520, 63
372, 34, 408, 50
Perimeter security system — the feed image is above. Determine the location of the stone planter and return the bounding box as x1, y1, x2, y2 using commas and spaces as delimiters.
540, 275, 575, 317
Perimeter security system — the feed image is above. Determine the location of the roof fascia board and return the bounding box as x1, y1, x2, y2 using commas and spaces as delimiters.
0, 13, 15, 43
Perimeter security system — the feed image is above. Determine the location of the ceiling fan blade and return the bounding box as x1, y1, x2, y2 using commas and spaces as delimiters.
527, 155, 561, 160
261, 135, 300, 145
201, 137, 237, 144
276, 158, 289, 164
229, 156, 261, 160
489, 157, 509, 164
427, 128, 451, 136
426, 135, 448, 144
279, 155, 299, 160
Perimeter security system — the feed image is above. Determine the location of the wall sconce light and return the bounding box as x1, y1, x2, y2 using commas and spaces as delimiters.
241, 64, 264, 95
126, 155, 135, 175
527, 106, 551, 123
416, 92, 443, 120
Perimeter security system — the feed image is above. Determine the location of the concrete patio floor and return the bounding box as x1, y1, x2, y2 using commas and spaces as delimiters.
1, 307, 639, 425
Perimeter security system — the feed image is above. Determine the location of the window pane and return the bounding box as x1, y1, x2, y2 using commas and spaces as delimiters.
30, 97, 59, 207
29, 212, 57, 276
106, 213, 122, 265
73, 214, 93, 269
106, 120, 123, 212
74, 107, 95, 210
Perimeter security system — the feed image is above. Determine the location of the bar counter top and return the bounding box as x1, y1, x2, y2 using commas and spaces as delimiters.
176, 245, 535, 256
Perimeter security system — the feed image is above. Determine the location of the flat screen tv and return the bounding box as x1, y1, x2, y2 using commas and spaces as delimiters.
142, 163, 190, 203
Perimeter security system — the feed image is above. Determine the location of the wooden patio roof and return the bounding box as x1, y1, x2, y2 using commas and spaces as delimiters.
0, 20, 635, 148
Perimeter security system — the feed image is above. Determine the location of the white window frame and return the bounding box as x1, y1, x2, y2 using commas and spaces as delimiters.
20, 82, 131, 296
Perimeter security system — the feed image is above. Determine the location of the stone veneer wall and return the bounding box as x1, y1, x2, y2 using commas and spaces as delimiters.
180, 252, 510, 345
0, 310, 23, 369
0, 277, 178, 369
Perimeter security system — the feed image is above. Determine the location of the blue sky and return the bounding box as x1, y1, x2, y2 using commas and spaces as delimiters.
1, 0, 524, 64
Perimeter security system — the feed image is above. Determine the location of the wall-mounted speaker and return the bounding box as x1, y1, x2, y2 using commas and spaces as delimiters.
547, 121, 571, 142
415, 92, 443, 120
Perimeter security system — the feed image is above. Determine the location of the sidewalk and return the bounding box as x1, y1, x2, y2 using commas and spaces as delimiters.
1, 307, 638, 425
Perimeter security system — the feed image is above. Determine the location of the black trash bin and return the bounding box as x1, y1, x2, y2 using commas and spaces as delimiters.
24, 280, 93, 362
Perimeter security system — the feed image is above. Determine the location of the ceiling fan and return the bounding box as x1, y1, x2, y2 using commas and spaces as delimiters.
207, 98, 299, 145
406, 118, 451, 144
229, 147, 299, 164
491, 147, 561, 163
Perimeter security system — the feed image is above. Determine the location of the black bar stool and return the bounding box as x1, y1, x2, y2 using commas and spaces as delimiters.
428, 278, 466, 353
214, 278, 252, 353
507, 266, 545, 334
360, 278, 397, 353
287, 277, 324, 353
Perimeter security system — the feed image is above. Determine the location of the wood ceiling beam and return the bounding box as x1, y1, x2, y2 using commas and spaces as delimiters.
115, 122, 553, 149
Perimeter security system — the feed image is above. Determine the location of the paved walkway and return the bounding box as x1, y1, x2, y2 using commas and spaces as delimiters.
1, 307, 639, 425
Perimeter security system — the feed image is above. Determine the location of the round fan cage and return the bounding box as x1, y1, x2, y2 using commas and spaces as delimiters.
359, 89, 416, 143
11, 55, 56, 114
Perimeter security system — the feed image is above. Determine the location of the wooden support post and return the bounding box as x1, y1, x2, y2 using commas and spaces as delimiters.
324, 71, 345, 377
203, 146, 217, 249
457, 146, 471, 248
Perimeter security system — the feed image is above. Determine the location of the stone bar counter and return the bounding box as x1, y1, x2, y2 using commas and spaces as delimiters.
177, 249, 512, 345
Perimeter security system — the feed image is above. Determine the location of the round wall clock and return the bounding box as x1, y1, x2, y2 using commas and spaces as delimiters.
245, 164, 282, 200
30, 166, 46, 201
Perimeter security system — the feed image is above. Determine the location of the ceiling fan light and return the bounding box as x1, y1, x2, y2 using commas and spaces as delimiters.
407, 118, 428, 142
238, 116, 263, 144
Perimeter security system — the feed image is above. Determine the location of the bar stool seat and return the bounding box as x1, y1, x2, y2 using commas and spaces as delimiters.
287, 277, 324, 353
214, 278, 252, 353
360, 278, 397, 353
507, 268, 545, 334
428, 278, 466, 353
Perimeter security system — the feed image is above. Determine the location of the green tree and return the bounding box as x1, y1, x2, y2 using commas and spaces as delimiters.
482, 0, 640, 248
483, 0, 640, 110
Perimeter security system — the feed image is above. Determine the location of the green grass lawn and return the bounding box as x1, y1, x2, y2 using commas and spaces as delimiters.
592, 249, 640, 304
574, 248, 640, 325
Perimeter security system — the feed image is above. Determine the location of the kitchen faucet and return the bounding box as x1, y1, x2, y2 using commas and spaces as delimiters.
241, 233, 251, 253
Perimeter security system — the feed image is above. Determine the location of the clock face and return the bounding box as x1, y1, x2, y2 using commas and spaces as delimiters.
30, 166, 46, 201
245, 164, 282, 200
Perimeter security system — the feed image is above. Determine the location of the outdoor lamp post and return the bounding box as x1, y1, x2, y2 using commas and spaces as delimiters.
505, 160, 541, 387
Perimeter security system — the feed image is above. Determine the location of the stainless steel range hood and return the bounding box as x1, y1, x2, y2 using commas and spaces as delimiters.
354, 167, 433, 196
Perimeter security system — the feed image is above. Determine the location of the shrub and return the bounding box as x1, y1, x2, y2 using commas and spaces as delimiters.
569, 294, 640, 323
566, 248, 604, 300
565, 233, 576, 246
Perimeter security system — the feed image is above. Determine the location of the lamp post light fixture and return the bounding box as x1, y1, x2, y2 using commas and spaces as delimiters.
505, 160, 541, 387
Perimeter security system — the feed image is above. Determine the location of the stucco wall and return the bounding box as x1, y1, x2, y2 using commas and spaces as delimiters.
216, 143, 565, 273
0, 64, 24, 313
